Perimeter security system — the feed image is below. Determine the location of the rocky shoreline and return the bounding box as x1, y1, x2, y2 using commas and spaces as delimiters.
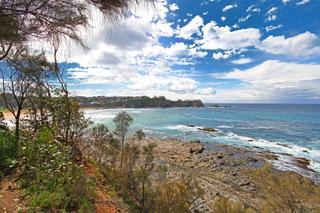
138, 137, 319, 212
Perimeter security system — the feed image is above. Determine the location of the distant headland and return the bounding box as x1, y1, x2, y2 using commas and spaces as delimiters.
73, 96, 204, 108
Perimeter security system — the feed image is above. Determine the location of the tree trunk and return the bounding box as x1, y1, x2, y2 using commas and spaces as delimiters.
14, 115, 20, 141
120, 134, 125, 171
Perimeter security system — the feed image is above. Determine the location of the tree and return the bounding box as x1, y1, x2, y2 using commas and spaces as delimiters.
135, 129, 145, 147
0, 0, 153, 61
113, 111, 133, 170
0, 48, 50, 140
138, 143, 156, 211
89, 124, 114, 164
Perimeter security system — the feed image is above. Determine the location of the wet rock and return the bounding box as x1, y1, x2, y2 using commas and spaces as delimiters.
295, 157, 315, 172
277, 143, 291, 148
197, 127, 218, 133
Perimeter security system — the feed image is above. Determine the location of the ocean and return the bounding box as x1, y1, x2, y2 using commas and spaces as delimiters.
84, 104, 320, 177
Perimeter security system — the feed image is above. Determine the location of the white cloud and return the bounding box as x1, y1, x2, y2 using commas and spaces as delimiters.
259, 31, 320, 57
282, 0, 290, 4
128, 74, 197, 93
231, 58, 253, 64
238, 15, 251, 23
169, 3, 179, 11
266, 7, 277, 15
266, 7, 277, 22
213, 52, 230, 60
221, 16, 226, 21
247, 5, 261, 13
177, 15, 204, 39
214, 60, 320, 102
198, 22, 261, 51
195, 87, 215, 95
223, 4, 237, 12
297, 0, 310, 5
222, 60, 320, 86
265, 24, 282, 32
69, 66, 135, 84
267, 15, 277, 21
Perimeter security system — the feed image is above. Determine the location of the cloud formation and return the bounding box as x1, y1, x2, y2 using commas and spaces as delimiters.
259, 31, 320, 57
32, 0, 319, 103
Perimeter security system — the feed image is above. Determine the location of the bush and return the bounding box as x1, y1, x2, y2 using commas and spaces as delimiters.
0, 130, 18, 178
86, 116, 205, 212
211, 197, 256, 213
148, 176, 204, 213
19, 129, 93, 212
252, 165, 320, 213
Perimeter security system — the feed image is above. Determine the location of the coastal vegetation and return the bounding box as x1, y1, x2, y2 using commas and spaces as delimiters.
73, 96, 205, 108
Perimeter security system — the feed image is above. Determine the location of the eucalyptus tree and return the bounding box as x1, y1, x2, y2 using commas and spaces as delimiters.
0, 47, 51, 140
113, 111, 133, 170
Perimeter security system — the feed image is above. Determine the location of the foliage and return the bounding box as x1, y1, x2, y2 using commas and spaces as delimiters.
91, 112, 204, 212
47, 95, 92, 145
211, 197, 256, 213
252, 165, 320, 213
135, 129, 145, 147
0, 0, 153, 61
0, 130, 17, 178
88, 123, 118, 164
19, 129, 93, 212
113, 111, 133, 170
147, 175, 204, 213
73, 96, 204, 108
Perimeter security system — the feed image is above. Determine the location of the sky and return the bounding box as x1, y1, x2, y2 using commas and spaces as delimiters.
56, 0, 320, 103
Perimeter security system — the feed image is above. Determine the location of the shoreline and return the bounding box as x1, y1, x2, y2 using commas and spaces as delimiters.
138, 137, 319, 210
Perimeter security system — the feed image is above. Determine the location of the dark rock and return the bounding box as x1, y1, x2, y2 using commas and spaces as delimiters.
197, 127, 218, 133
247, 157, 258, 162
295, 157, 315, 172
277, 143, 291, 148
216, 153, 224, 159
190, 143, 205, 154
191, 139, 201, 144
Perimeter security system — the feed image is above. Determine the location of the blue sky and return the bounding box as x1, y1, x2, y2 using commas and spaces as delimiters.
59, 0, 320, 103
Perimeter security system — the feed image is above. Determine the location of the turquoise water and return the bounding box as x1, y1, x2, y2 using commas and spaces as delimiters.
85, 104, 320, 175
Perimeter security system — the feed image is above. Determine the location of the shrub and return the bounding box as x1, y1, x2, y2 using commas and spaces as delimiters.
211, 197, 256, 213
19, 129, 93, 212
252, 165, 320, 213
0, 130, 18, 178
148, 176, 204, 213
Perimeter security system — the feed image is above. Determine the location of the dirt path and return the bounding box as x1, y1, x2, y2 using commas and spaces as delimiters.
83, 162, 127, 213
0, 176, 26, 213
